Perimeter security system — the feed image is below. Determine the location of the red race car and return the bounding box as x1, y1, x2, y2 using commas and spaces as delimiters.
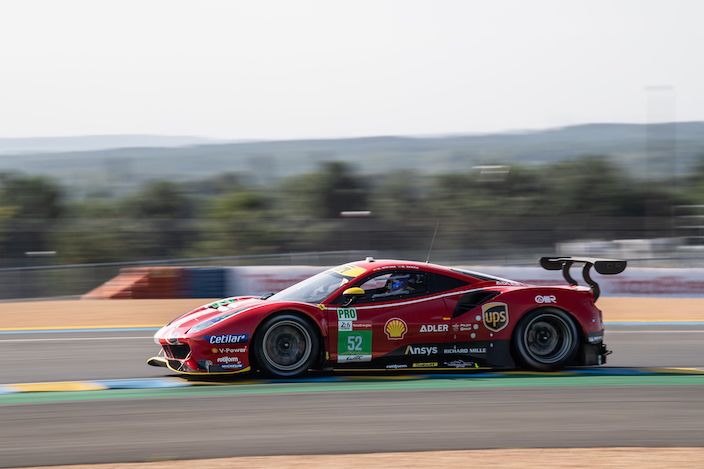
148, 256, 626, 377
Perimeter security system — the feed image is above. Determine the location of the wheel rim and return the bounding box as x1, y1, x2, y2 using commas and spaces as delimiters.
523, 314, 573, 364
262, 320, 312, 371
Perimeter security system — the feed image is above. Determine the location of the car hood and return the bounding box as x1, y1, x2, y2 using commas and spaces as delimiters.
154, 296, 265, 342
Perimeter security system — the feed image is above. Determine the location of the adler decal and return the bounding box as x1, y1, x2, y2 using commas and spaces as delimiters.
419, 324, 448, 333
481, 302, 509, 332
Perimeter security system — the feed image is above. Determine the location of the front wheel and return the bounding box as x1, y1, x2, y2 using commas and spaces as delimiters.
513, 309, 579, 371
253, 314, 319, 378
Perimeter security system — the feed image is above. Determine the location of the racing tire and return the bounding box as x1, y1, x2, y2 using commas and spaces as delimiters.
513, 308, 579, 371
253, 314, 319, 378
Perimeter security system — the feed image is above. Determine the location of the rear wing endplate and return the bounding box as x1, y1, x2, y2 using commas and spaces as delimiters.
539, 257, 627, 301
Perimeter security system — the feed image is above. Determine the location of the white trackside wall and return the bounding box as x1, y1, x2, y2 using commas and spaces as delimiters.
224, 265, 704, 298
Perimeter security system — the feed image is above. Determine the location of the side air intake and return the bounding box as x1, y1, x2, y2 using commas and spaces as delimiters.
453, 290, 500, 317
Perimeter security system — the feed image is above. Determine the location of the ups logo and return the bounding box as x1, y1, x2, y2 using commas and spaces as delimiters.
482, 302, 509, 332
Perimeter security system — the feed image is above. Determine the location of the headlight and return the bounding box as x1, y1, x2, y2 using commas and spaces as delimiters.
187, 307, 253, 334
189, 315, 230, 334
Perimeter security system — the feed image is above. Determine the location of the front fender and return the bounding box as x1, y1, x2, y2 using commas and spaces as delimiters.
183, 301, 326, 373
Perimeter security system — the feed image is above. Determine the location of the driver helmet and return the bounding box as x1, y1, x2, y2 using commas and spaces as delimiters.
387, 274, 410, 292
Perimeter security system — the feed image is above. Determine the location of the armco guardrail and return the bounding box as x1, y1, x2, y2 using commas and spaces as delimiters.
2, 251, 704, 300
227, 265, 704, 298
84, 263, 704, 299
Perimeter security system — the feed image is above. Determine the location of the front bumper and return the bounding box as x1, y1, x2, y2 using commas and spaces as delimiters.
147, 354, 251, 376
147, 344, 251, 376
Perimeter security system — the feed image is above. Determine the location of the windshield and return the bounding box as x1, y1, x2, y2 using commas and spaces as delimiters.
267, 270, 351, 304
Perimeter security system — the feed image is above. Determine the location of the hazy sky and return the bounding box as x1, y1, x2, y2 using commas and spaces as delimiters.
1, 0, 702, 139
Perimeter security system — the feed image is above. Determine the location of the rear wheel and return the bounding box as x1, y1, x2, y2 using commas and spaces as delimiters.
514, 309, 579, 371
254, 314, 319, 378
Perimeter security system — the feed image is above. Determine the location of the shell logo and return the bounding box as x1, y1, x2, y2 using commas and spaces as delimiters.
385, 318, 407, 340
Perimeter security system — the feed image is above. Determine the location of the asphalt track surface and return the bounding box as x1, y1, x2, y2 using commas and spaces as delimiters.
1, 324, 704, 467
1, 324, 703, 383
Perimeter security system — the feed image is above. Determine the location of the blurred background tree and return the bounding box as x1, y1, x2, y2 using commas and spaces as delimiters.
0, 154, 699, 265
122, 181, 195, 259
0, 174, 64, 264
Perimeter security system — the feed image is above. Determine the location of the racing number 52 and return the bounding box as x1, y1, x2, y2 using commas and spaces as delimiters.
347, 334, 363, 351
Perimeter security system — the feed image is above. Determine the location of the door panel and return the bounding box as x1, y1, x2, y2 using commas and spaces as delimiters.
328, 295, 451, 367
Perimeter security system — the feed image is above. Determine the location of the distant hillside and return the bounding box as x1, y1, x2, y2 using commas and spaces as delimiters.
0, 135, 215, 155
0, 122, 702, 194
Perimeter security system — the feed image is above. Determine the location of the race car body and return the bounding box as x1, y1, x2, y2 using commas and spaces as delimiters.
148, 256, 626, 377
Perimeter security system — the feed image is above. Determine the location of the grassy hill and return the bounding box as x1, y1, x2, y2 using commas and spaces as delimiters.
0, 135, 215, 155
0, 122, 702, 194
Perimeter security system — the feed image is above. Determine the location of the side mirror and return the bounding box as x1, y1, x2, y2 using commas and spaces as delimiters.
342, 287, 365, 305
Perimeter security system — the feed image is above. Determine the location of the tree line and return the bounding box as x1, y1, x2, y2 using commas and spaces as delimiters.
0, 155, 702, 266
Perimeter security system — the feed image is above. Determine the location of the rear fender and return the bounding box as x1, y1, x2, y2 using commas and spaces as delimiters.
486, 287, 600, 340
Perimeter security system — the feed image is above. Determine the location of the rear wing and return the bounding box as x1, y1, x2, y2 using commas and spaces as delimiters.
539, 257, 627, 301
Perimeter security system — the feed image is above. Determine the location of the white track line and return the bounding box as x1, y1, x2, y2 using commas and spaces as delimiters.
2, 331, 702, 343
0, 336, 153, 343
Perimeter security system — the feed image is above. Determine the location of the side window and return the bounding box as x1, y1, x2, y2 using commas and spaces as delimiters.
359, 273, 392, 291
354, 271, 429, 304
428, 273, 469, 294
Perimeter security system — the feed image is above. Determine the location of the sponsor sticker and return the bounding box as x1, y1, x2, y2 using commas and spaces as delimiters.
444, 360, 478, 368
443, 346, 469, 354
331, 264, 367, 278
372, 265, 420, 271
216, 356, 240, 364
419, 324, 448, 333
337, 354, 371, 363
212, 347, 247, 354
482, 302, 509, 332
412, 362, 438, 368
385, 318, 408, 340
535, 295, 557, 304
452, 323, 473, 332
385, 364, 408, 369
338, 320, 353, 331
353, 322, 372, 329
207, 334, 248, 344
208, 298, 238, 309
405, 345, 437, 356
468, 347, 487, 354
221, 363, 244, 369
587, 333, 603, 343
337, 330, 372, 363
